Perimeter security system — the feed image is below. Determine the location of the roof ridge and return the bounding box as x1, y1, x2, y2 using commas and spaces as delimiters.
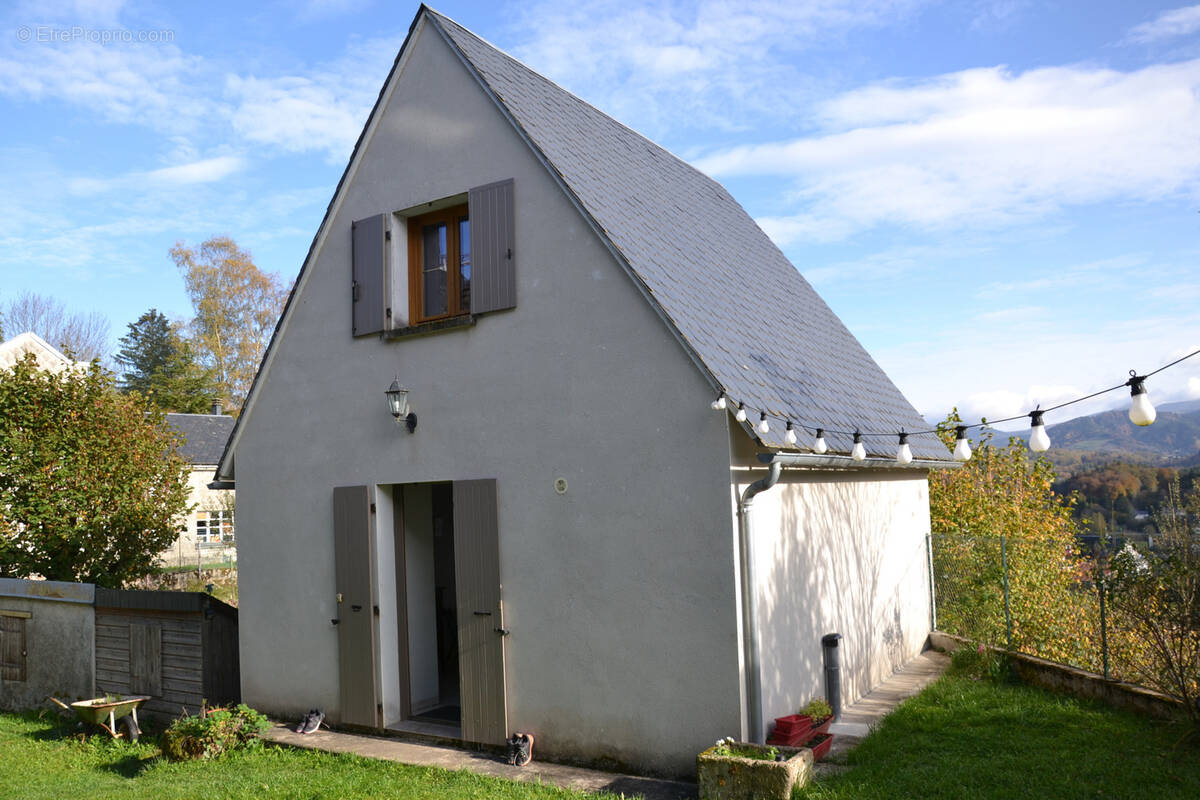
422, 7, 726, 193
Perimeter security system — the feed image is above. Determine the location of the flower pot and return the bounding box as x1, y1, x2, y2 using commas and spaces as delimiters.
809, 715, 832, 738
697, 742, 814, 800
806, 733, 833, 761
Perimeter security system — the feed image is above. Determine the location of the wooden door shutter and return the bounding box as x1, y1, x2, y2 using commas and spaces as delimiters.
0, 615, 27, 682
129, 623, 162, 696
452, 479, 508, 745
333, 485, 380, 727
468, 179, 516, 314
351, 214, 387, 336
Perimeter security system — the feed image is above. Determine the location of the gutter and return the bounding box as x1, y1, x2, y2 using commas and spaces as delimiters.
756, 452, 961, 470
737, 459, 781, 744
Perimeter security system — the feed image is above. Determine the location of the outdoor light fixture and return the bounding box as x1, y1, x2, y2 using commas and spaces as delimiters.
953, 425, 972, 462
711, 394, 727, 411
1126, 373, 1156, 427
851, 431, 866, 461
758, 412, 770, 434
813, 428, 828, 454
896, 432, 912, 465
1029, 409, 1050, 453
784, 420, 797, 446
735, 402, 748, 422
385, 378, 417, 433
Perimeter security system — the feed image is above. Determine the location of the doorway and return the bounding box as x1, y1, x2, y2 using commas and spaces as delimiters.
398, 482, 460, 727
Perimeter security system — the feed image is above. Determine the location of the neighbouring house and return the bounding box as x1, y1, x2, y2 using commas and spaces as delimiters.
0, 579, 238, 717
162, 408, 237, 569
214, 5, 953, 778
0, 331, 86, 374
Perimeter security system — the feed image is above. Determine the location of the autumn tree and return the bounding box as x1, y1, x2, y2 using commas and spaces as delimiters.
2, 291, 110, 361
171, 237, 288, 411
1107, 477, 1200, 720
0, 355, 192, 586
929, 411, 1098, 667
115, 309, 215, 413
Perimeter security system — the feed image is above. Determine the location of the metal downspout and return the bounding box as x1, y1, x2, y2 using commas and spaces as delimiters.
738, 459, 782, 744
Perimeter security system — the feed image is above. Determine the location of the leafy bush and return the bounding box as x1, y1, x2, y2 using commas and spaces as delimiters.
801, 698, 832, 720
160, 704, 270, 761
950, 644, 1012, 683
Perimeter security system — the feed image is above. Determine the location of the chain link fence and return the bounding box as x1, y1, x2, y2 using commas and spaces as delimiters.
929, 533, 1151, 683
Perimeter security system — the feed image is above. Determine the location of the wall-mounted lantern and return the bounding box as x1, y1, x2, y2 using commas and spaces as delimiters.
386, 378, 417, 433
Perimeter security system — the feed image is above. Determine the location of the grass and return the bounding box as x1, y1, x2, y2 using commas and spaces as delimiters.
797, 649, 1200, 800
0, 711, 622, 800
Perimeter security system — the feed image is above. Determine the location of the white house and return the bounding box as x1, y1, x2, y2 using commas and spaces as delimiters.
215, 5, 952, 778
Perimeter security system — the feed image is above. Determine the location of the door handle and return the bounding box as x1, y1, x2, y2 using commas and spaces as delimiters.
494, 627, 510, 636
351, 604, 363, 612
473, 611, 492, 616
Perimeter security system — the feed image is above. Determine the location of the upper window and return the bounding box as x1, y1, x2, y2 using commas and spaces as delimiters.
408, 205, 470, 323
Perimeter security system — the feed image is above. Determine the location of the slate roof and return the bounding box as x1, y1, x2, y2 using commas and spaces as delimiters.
427, 9, 948, 459
166, 413, 236, 466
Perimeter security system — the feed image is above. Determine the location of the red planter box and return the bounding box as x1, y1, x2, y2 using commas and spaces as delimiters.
809, 716, 832, 738
807, 733, 833, 761
767, 714, 812, 746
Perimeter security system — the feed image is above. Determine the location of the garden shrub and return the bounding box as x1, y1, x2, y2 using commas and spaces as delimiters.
161, 704, 271, 761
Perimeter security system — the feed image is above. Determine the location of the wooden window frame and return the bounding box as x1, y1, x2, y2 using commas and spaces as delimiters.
407, 204, 470, 324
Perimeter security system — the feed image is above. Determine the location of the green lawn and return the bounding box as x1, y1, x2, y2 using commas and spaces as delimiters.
0, 712, 620, 800
799, 650, 1200, 800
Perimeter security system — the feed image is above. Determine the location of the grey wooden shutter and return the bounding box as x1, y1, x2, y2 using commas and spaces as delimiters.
351, 214, 387, 336
129, 623, 162, 696
333, 485, 380, 727
0, 615, 27, 682
452, 479, 508, 745
468, 179, 516, 314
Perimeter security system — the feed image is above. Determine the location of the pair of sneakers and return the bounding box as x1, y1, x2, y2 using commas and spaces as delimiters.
506, 732, 534, 766
295, 709, 325, 734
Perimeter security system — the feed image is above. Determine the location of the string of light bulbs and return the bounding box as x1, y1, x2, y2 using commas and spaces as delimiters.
710, 347, 1200, 465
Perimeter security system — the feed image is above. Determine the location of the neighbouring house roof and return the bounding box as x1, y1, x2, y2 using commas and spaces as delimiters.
166, 413, 236, 467
217, 5, 949, 479
0, 331, 86, 374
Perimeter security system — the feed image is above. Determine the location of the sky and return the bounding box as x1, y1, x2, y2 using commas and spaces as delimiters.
1, 0, 1199, 431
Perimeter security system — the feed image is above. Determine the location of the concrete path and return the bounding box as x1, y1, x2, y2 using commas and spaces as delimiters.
263, 723, 696, 800
261, 649, 949, 798
820, 648, 951, 772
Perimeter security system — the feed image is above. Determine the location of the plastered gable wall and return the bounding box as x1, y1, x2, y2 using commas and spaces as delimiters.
734, 469, 932, 721
234, 20, 741, 777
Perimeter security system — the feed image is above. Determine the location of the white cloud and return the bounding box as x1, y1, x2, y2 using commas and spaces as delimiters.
700, 60, 1200, 244
226, 35, 401, 163
1188, 376, 1200, 398
146, 155, 244, 184
507, 0, 928, 137
1126, 5, 1200, 45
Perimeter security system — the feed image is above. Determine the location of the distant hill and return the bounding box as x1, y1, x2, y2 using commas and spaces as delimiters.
1008, 407, 1200, 466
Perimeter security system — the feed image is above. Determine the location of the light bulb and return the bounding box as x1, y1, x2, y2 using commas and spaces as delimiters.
735, 402, 747, 422
1029, 410, 1051, 453
896, 432, 912, 465
711, 395, 727, 411
953, 426, 972, 462
814, 428, 828, 454
1127, 376, 1156, 427
851, 431, 866, 461
758, 413, 770, 434
784, 421, 797, 446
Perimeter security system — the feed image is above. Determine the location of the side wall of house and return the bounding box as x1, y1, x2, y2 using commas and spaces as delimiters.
233, 20, 741, 778
733, 468, 933, 723
0, 579, 95, 709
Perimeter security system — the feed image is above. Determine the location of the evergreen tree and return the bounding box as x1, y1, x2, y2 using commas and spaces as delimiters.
115, 309, 215, 413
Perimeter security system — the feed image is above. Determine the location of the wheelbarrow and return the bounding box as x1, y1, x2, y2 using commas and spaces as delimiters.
49, 695, 150, 741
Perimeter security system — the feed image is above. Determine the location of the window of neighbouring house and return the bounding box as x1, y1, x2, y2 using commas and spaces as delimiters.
196, 510, 235, 543
408, 204, 470, 323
